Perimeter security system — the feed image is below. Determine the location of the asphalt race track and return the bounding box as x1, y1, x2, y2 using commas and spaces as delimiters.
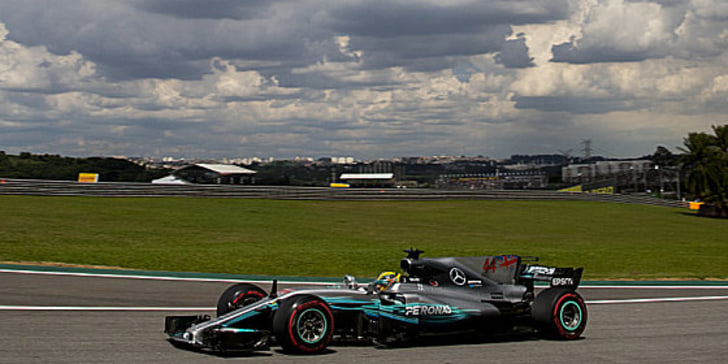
1, 271, 727, 364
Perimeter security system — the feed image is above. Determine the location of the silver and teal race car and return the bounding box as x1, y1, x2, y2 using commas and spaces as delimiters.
165, 249, 587, 354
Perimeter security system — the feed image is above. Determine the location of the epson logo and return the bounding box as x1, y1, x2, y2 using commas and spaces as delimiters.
551, 277, 574, 286
404, 305, 453, 316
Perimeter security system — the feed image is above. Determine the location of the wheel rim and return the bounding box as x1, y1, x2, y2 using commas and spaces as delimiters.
559, 301, 582, 331
296, 308, 327, 344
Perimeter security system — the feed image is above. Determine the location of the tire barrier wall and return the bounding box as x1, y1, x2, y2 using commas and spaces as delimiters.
0, 178, 685, 208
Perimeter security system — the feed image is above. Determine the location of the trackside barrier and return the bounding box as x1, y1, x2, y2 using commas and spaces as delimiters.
0, 178, 685, 208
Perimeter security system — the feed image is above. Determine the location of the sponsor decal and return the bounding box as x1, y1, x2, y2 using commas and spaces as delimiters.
524, 266, 555, 276
429, 280, 439, 287
499, 255, 518, 268
467, 280, 483, 287
404, 304, 453, 316
483, 258, 497, 273
552, 277, 575, 286
449, 268, 467, 286
483, 255, 519, 272
77, 173, 99, 183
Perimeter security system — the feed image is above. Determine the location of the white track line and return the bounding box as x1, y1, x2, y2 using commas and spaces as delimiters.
587, 295, 728, 304
2, 268, 727, 289
580, 285, 728, 290
0, 306, 215, 311
0, 268, 332, 285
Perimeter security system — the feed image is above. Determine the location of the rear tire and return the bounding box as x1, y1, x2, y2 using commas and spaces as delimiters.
272, 295, 334, 354
532, 287, 587, 339
216, 283, 267, 317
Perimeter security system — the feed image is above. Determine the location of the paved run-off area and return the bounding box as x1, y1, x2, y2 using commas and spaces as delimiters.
1, 270, 726, 364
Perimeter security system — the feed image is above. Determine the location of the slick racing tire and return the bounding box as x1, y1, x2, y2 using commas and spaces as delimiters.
216, 283, 267, 317
272, 295, 334, 354
531, 287, 587, 340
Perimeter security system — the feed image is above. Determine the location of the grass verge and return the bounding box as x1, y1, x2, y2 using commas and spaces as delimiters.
0, 195, 725, 280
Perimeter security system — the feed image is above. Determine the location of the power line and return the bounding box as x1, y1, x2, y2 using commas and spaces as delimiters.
581, 139, 592, 159
560, 140, 624, 160
589, 144, 622, 158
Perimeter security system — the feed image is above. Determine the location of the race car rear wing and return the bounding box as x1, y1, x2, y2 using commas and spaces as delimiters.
400, 250, 584, 289
519, 265, 584, 289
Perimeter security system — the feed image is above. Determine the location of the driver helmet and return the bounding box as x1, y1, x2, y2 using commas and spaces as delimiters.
374, 271, 401, 292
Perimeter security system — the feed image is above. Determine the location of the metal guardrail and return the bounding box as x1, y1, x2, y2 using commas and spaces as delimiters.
0, 178, 686, 207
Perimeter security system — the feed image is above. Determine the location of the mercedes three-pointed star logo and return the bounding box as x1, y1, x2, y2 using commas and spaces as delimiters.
449, 267, 466, 286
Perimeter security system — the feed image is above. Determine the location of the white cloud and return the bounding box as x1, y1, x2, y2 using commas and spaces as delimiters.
691, 0, 728, 20
550, 0, 676, 63
213, 63, 265, 98
0, 23, 97, 92
0, 1, 726, 159
550, 0, 728, 63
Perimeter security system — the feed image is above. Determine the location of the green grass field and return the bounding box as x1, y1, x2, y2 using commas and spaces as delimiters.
0, 195, 726, 280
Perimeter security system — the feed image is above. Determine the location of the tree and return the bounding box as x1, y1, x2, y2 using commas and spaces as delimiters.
679, 124, 728, 214
652, 145, 677, 168
713, 125, 728, 153
0, 153, 170, 182
710, 125, 728, 209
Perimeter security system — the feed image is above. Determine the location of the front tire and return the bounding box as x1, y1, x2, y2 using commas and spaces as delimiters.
272, 295, 334, 354
532, 287, 587, 339
216, 283, 267, 317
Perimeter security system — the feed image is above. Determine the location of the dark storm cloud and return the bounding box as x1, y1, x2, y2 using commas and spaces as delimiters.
551, 39, 668, 64
2, 0, 724, 160
130, 0, 273, 20
322, 0, 564, 71
323, 0, 570, 37
495, 34, 535, 68
351, 29, 511, 71
512, 95, 644, 114
0, 0, 315, 81
0, 0, 564, 83
278, 71, 383, 90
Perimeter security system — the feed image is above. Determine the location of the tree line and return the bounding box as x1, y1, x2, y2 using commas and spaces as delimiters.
2, 123, 726, 217
679, 124, 728, 217
0, 152, 169, 182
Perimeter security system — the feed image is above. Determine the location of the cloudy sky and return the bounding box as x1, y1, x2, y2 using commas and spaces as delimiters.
1, 0, 726, 160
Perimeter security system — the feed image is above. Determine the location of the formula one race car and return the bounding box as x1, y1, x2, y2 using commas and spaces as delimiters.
165, 249, 587, 354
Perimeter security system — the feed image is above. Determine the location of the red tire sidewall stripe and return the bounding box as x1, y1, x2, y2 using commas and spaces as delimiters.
552, 293, 583, 338
287, 300, 334, 352
232, 290, 264, 304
